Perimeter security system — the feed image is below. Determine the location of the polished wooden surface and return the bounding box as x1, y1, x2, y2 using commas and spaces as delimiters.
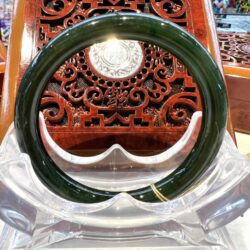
0, 40, 7, 62
0, 0, 235, 151
0, 0, 27, 141
224, 66, 250, 78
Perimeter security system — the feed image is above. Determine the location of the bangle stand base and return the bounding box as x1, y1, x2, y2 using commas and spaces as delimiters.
0, 222, 237, 250
0, 124, 249, 249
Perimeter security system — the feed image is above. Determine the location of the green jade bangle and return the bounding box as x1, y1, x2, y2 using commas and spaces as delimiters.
15, 13, 228, 203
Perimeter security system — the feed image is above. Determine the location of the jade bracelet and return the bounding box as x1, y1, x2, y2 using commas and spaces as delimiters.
15, 13, 228, 203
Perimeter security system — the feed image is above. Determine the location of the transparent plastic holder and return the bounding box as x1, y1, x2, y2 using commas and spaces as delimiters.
0, 113, 249, 249
40, 111, 202, 192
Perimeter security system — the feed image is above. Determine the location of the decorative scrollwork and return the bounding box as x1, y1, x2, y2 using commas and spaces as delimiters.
39, 0, 78, 20
150, 0, 190, 29
40, 91, 73, 126
37, 0, 195, 48
36, 0, 204, 153
42, 42, 201, 130
162, 92, 200, 125
218, 32, 250, 67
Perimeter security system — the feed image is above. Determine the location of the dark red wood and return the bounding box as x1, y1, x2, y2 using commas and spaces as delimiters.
34, 0, 206, 156
10, 0, 211, 156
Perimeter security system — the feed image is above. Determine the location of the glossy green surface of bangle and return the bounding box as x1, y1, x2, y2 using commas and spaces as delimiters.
15, 13, 228, 203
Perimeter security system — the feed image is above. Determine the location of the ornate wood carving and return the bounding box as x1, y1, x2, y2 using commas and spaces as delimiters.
218, 32, 250, 68
37, 0, 204, 48
35, 0, 206, 155
219, 32, 250, 134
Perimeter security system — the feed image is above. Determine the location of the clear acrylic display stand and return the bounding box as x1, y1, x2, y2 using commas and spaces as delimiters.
0, 113, 250, 249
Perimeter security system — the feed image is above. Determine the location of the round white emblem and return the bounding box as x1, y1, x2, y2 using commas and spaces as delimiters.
89, 39, 143, 79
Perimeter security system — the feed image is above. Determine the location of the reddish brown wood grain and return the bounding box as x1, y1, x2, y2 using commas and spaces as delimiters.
0, 0, 27, 141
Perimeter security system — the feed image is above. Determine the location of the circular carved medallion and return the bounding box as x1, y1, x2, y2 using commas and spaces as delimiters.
88, 39, 143, 79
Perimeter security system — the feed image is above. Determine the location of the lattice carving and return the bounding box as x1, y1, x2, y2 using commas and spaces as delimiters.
38, 0, 194, 48
41, 42, 201, 130
218, 32, 250, 67
36, 0, 204, 154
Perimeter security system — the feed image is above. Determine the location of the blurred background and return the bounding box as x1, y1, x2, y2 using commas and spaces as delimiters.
213, 0, 250, 14
0, 0, 13, 46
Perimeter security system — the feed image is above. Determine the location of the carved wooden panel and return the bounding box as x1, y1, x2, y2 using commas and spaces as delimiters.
218, 32, 250, 68
34, 0, 207, 155
37, 0, 208, 48
219, 32, 250, 134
